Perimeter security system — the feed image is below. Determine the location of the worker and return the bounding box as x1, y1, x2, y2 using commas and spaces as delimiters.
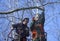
12, 18, 29, 41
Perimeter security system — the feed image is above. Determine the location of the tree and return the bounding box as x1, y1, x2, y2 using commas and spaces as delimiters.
0, 0, 60, 41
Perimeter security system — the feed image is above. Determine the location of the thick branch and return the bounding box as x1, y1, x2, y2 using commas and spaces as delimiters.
0, 1, 60, 14
0, 6, 44, 14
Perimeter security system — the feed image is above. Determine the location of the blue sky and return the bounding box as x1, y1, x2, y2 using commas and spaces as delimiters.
0, 0, 60, 41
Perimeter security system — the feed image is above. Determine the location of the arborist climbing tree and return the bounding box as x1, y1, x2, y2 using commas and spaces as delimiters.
12, 18, 29, 41
30, 11, 46, 41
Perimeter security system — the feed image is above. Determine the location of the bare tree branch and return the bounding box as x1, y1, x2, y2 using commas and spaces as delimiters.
0, 1, 60, 14
0, 7, 44, 14
43, 1, 60, 6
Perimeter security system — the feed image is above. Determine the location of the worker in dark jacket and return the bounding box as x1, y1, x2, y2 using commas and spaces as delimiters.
12, 18, 29, 41
20, 18, 29, 41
